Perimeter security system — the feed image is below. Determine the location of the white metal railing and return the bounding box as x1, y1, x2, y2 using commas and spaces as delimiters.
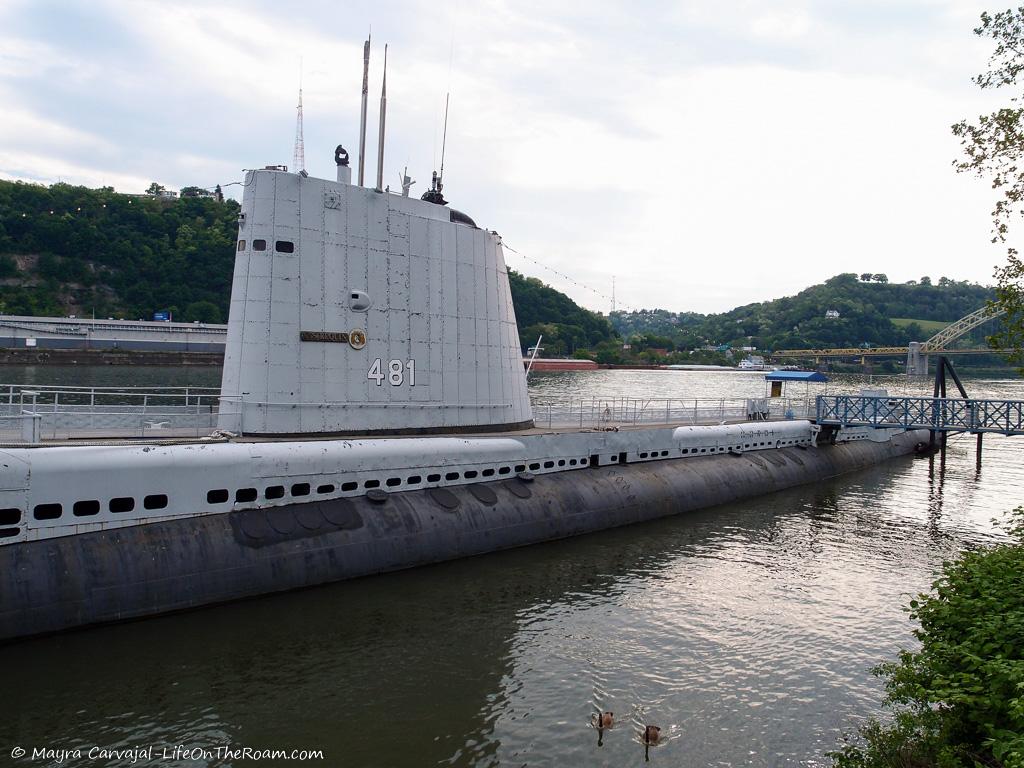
0, 384, 220, 409
0, 413, 41, 443
0, 383, 818, 442
531, 397, 816, 429
0, 384, 224, 442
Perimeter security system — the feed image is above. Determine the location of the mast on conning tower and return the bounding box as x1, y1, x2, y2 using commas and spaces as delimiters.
357, 36, 370, 186
375, 44, 387, 192
421, 93, 449, 205
292, 61, 305, 173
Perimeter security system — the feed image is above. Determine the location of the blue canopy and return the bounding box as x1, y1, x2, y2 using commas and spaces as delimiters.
764, 370, 828, 382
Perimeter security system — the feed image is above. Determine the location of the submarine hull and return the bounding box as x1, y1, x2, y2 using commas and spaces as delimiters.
0, 431, 926, 642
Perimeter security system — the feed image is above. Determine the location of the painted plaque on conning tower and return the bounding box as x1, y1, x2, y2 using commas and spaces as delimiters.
300, 331, 349, 343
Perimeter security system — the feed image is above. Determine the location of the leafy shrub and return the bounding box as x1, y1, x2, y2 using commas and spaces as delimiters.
831, 508, 1024, 767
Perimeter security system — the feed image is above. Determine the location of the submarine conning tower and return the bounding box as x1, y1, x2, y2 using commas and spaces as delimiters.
217, 162, 533, 436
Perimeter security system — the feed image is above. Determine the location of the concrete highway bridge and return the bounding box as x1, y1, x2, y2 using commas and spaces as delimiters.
0, 315, 227, 352
770, 306, 1006, 374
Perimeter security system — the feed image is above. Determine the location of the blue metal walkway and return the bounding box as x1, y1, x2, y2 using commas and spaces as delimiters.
816, 395, 1024, 436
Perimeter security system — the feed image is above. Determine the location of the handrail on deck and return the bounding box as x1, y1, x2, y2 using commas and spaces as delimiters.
816, 394, 1024, 436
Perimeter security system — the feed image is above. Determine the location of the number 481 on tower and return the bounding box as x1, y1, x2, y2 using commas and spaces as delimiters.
367, 358, 416, 386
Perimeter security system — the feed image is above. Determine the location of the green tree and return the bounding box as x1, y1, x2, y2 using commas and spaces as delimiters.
146, 182, 165, 195
182, 300, 221, 324
953, 8, 1024, 369
992, 254, 1024, 368
0, 255, 17, 279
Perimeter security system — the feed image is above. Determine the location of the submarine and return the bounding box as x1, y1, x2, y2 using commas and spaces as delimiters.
0, 47, 926, 642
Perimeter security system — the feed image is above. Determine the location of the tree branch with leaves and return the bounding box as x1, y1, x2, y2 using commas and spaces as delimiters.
953, 8, 1024, 368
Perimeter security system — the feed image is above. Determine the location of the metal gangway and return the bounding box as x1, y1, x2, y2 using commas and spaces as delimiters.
816, 395, 1024, 436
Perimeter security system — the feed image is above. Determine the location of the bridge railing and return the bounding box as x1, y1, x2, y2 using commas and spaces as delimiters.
816, 395, 1024, 435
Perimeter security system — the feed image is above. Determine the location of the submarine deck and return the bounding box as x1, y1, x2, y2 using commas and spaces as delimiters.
0, 414, 812, 449
0, 387, 817, 447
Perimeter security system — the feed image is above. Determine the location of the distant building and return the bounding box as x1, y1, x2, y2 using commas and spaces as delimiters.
825, 309, 840, 319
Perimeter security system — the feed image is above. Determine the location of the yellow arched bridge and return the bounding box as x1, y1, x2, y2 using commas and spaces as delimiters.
770, 306, 1006, 374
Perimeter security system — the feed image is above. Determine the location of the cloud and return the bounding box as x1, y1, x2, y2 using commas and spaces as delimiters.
0, 149, 152, 192
0, 0, 1011, 314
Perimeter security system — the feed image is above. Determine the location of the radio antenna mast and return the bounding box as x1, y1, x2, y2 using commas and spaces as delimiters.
439, 92, 449, 186
292, 58, 305, 173
421, 93, 450, 205
375, 44, 387, 192
357, 35, 370, 186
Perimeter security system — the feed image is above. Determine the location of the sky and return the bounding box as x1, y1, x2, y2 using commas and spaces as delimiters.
0, 0, 1014, 314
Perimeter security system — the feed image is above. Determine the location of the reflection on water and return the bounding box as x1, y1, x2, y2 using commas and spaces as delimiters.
1, 367, 1022, 767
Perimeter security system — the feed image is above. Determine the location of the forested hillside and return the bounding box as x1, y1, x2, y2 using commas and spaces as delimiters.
0, 179, 237, 322
507, 270, 616, 355
0, 180, 615, 353
611, 273, 995, 352
0, 180, 999, 359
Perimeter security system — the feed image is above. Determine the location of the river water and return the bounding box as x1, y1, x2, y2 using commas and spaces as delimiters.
2, 367, 1023, 768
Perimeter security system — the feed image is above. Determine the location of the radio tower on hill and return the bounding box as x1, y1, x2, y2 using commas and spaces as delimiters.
292, 62, 305, 173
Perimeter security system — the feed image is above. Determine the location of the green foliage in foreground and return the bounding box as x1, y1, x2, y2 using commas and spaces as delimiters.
830, 509, 1024, 768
